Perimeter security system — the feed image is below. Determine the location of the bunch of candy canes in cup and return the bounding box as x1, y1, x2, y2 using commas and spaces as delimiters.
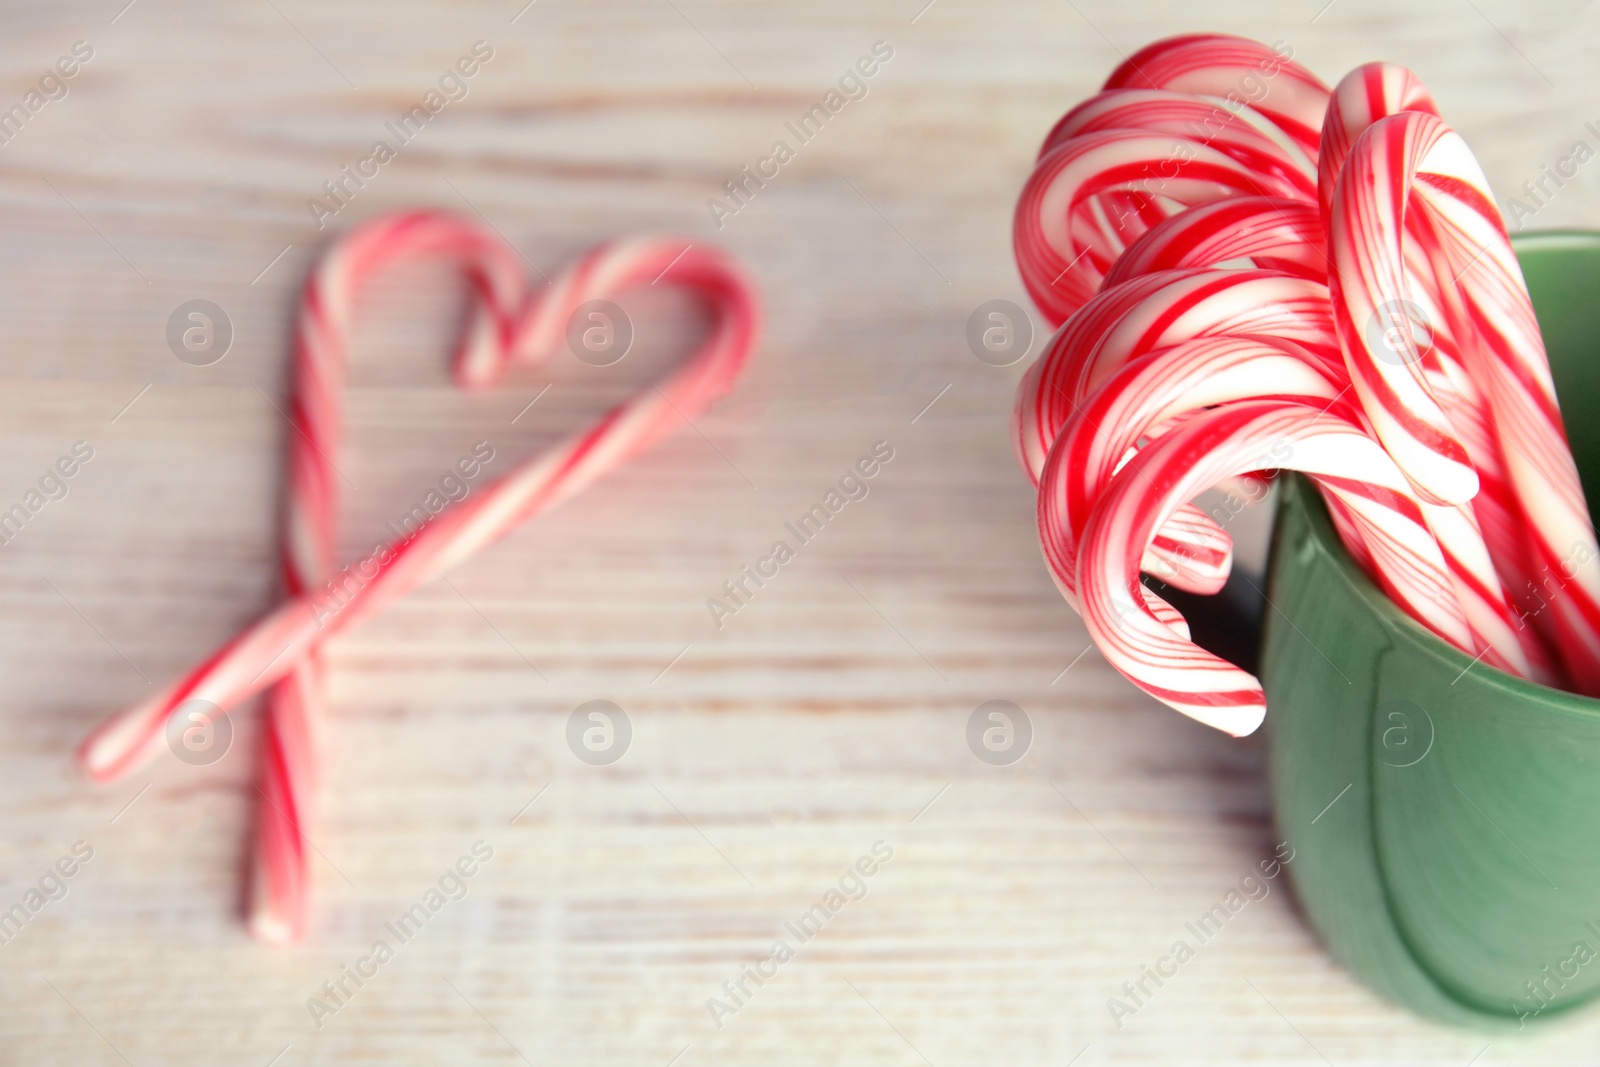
1012, 34, 1600, 734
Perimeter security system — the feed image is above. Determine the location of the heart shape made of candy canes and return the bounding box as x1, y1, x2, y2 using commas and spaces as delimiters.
77, 210, 761, 942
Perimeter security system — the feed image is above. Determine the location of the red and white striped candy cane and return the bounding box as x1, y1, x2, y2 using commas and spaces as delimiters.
1329, 109, 1600, 688
1036, 334, 1347, 602
1030, 332, 1509, 667
1317, 61, 1439, 222
257, 212, 525, 943
1015, 128, 1317, 327
1326, 111, 1485, 506
1034, 260, 1545, 675
79, 210, 761, 941
1319, 69, 1568, 678
1015, 268, 1343, 483
1014, 35, 1329, 325
1064, 399, 1459, 733
1103, 34, 1331, 159
1038, 90, 1320, 198
1102, 196, 1327, 286
1014, 268, 1348, 599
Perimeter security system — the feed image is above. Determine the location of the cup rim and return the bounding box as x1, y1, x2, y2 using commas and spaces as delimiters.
1284, 228, 1600, 718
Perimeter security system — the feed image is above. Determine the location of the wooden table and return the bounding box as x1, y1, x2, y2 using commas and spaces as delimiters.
2, 0, 1597, 1062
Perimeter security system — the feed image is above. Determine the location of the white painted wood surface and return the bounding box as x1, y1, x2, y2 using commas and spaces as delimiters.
1, 0, 1598, 1063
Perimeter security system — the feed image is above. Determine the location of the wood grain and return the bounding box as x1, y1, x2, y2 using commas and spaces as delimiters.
0, 0, 1597, 1063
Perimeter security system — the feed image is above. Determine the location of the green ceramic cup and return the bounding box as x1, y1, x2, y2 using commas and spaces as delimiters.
1261, 231, 1600, 1028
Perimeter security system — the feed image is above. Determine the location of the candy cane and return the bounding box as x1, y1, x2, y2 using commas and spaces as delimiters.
254, 213, 526, 942
1029, 333, 1521, 669
1015, 268, 1344, 483
1103, 34, 1331, 159
1015, 129, 1318, 327
1014, 267, 1350, 599
1039, 90, 1320, 199
79, 211, 761, 941
1329, 110, 1600, 688
1316, 75, 1565, 677
1064, 399, 1459, 732
1013, 35, 1330, 326
1317, 62, 1440, 222
1037, 334, 1347, 604
1102, 196, 1326, 285
1326, 112, 1486, 506
1028, 262, 1545, 674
